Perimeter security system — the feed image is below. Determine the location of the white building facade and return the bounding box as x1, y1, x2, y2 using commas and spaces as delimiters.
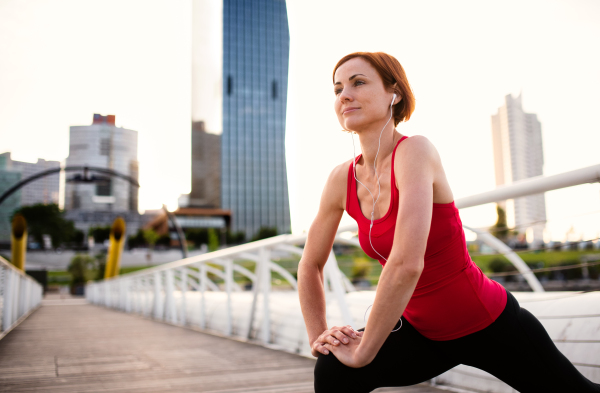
491, 93, 547, 246
0, 152, 60, 206
64, 114, 140, 237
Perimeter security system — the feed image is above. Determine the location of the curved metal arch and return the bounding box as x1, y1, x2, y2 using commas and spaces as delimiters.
203, 264, 243, 292
463, 225, 544, 292
0, 166, 140, 206
239, 251, 297, 289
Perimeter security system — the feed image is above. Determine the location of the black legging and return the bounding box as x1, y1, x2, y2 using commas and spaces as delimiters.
315, 290, 600, 393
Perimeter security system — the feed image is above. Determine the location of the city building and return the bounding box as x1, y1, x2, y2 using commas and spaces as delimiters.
0, 153, 61, 243
0, 152, 60, 207
191, 0, 291, 239
144, 207, 231, 246
190, 121, 221, 208
64, 114, 141, 237
0, 170, 21, 244
491, 93, 547, 246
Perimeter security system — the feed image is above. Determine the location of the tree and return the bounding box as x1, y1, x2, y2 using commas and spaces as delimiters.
208, 228, 219, 251
251, 226, 278, 241
13, 203, 77, 248
226, 230, 246, 245
67, 253, 94, 294
127, 229, 146, 249
89, 225, 111, 244
143, 229, 160, 249
491, 205, 509, 240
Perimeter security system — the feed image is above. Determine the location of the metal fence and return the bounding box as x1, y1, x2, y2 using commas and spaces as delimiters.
87, 233, 356, 355
0, 256, 43, 338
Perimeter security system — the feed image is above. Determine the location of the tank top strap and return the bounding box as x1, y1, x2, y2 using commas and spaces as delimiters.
391, 136, 409, 193
346, 135, 409, 217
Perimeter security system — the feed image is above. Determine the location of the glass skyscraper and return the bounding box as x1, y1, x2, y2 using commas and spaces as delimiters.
191, 0, 291, 238
222, 0, 291, 238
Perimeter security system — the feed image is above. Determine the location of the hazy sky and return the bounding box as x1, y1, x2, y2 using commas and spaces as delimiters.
1, 0, 599, 240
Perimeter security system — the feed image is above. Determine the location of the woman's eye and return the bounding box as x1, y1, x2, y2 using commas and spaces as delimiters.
354, 80, 365, 86
334, 89, 342, 95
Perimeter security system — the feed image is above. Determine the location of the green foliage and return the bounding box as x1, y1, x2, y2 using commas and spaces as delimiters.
226, 230, 246, 244
94, 252, 106, 280
491, 205, 509, 240
156, 233, 171, 247
127, 229, 146, 249
72, 229, 85, 245
351, 257, 372, 279
13, 203, 77, 247
208, 228, 219, 251
142, 229, 159, 247
67, 254, 94, 285
252, 226, 278, 241
186, 228, 209, 247
89, 225, 111, 244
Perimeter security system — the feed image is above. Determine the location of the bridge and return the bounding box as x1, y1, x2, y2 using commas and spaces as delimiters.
1, 165, 600, 392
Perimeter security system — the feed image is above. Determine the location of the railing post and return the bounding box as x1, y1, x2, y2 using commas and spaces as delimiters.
165, 269, 176, 324
325, 250, 354, 327
12, 274, 20, 323
153, 271, 162, 319
179, 267, 187, 326
125, 278, 131, 313
259, 247, 271, 344
225, 259, 233, 336
198, 263, 207, 329
104, 281, 110, 307
2, 269, 14, 332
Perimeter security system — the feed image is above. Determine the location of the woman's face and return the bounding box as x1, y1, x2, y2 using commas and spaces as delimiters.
333, 57, 394, 132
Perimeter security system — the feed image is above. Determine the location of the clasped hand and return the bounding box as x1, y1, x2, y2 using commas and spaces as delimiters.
311, 325, 370, 368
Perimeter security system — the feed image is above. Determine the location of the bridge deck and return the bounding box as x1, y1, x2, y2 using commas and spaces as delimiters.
0, 295, 443, 393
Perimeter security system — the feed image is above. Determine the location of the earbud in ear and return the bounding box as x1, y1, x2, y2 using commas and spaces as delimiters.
391, 93, 397, 106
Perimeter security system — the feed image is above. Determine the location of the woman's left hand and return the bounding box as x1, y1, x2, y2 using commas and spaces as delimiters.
323, 334, 371, 368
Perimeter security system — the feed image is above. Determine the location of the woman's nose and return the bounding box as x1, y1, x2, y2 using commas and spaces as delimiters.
339, 89, 352, 102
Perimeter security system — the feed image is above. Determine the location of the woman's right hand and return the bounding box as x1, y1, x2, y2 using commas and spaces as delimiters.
311, 325, 363, 357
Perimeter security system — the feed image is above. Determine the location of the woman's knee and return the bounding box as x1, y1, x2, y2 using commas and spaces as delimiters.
314, 353, 365, 393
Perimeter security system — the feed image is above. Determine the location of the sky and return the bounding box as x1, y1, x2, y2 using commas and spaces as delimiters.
1, 0, 599, 241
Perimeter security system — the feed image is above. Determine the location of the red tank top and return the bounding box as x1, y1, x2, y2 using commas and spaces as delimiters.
346, 136, 507, 341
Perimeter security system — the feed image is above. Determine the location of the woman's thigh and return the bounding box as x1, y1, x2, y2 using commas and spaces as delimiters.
314, 318, 458, 393
444, 291, 600, 393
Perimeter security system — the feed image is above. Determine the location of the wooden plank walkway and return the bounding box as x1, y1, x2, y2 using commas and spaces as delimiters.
0, 296, 446, 393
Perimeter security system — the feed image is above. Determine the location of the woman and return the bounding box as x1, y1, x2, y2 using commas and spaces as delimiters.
297, 51, 600, 393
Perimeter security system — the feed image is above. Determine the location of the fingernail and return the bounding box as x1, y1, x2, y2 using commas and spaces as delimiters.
351, 333, 357, 338
324, 349, 329, 354
333, 340, 339, 344
343, 338, 349, 343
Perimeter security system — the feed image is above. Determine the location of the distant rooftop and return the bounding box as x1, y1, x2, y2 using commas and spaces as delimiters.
92, 113, 116, 125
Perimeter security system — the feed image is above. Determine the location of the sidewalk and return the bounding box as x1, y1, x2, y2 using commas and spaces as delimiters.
0, 300, 446, 393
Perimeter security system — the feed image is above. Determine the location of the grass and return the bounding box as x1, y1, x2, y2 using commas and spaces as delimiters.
44, 247, 600, 287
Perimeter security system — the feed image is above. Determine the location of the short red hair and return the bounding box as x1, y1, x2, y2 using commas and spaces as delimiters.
333, 52, 415, 126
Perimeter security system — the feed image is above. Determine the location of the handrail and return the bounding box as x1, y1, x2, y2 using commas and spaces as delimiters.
0, 256, 43, 338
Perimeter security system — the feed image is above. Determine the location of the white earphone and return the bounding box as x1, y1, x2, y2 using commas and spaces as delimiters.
352, 92, 403, 333
351, 92, 396, 262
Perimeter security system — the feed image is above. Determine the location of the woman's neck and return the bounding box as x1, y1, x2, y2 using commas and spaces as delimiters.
356, 123, 401, 177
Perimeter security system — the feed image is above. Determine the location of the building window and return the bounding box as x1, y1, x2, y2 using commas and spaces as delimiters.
96, 179, 111, 196
272, 80, 278, 99
227, 76, 233, 96
100, 139, 110, 156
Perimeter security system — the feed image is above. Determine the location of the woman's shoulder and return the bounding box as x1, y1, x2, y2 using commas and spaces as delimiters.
327, 158, 354, 184
397, 135, 439, 165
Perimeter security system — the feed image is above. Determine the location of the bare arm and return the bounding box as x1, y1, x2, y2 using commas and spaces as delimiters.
298, 162, 359, 357
325, 136, 447, 367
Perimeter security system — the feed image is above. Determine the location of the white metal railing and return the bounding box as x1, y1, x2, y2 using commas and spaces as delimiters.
0, 256, 43, 338
87, 163, 600, 355
87, 233, 355, 355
